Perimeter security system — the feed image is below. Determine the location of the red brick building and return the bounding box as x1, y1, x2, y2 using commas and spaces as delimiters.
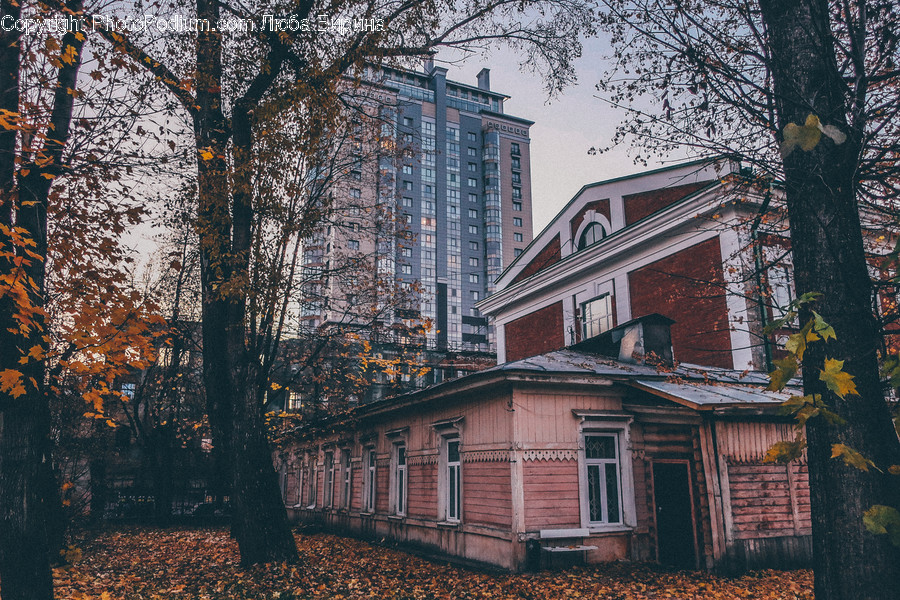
480, 158, 781, 370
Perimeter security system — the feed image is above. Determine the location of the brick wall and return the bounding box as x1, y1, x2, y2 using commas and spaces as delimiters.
623, 181, 713, 226
511, 234, 561, 284
504, 301, 566, 362
629, 237, 733, 368
570, 199, 612, 239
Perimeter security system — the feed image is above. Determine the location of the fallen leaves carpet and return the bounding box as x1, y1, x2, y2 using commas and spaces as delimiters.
47, 527, 813, 599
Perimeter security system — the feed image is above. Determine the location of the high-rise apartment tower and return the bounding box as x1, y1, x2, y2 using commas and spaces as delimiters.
300, 61, 534, 355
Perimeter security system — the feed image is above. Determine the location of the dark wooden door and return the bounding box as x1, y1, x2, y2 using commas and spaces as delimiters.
653, 461, 697, 569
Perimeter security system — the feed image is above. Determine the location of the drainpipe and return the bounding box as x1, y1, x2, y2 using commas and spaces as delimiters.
750, 185, 774, 372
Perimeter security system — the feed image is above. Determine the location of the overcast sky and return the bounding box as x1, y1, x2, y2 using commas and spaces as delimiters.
438, 36, 690, 233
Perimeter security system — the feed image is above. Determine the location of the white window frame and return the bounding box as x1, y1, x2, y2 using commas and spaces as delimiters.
582, 293, 614, 340
305, 452, 318, 508
389, 441, 408, 516
323, 450, 335, 508
574, 413, 636, 532
340, 448, 352, 509
362, 446, 377, 513
440, 436, 462, 523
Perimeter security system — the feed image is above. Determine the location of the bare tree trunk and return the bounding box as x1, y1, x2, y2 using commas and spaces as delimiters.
758, 1, 900, 598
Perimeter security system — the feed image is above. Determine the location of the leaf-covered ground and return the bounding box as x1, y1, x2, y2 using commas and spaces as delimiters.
48, 527, 813, 600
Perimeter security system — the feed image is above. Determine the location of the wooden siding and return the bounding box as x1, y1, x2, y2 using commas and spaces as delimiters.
350, 463, 364, 512
512, 388, 623, 445
727, 462, 811, 539
715, 421, 797, 463
522, 458, 581, 529
375, 459, 390, 514
463, 461, 512, 529
407, 463, 438, 520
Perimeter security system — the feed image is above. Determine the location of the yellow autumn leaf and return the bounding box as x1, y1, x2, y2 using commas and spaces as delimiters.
782, 114, 822, 156
831, 443, 875, 472
819, 358, 858, 398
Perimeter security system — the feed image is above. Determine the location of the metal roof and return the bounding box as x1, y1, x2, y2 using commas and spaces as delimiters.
630, 379, 792, 409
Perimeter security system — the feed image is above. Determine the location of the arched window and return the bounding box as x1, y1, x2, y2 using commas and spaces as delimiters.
578, 222, 606, 250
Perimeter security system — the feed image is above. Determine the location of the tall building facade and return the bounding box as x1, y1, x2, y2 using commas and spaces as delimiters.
300, 62, 534, 355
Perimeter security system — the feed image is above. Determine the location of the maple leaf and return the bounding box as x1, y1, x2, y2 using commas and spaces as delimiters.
819, 358, 858, 398
0, 368, 26, 398
768, 356, 798, 391
831, 443, 876, 472
864, 505, 900, 546
764, 438, 806, 464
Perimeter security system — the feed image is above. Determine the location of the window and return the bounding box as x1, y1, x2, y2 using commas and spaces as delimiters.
511, 157, 521, 169
468, 163, 477, 172
350, 188, 361, 199
287, 391, 302, 411
582, 294, 613, 339
513, 217, 522, 227
510, 142, 520, 155
323, 451, 335, 508
584, 434, 622, 524
120, 382, 136, 401
348, 240, 360, 251
512, 172, 521, 184
514, 233, 523, 242
469, 241, 479, 251
468, 257, 479, 267
402, 165, 413, 175
305, 455, 317, 507
391, 443, 407, 516
467, 147, 477, 157
362, 447, 377, 512
403, 181, 413, 191
512, 201, 523, 212
351, 170, 361, 180
512, 187, 522, 199
468, 193, 478, 203
340, 449, 352, 509
402, 196, 413, 207
467, 177, 478, 187
468, 225, 478, 234
468, 209, 478, 219
578, 222, 606, 250
444, 438, 461, 522
403, 117, 414, 127
514, 248, 523, 257
467, 132, 477, 142
401, 247, 412, 258
768, 263, 795, 320
469, 273, 479, 283
471, 291, 479, 301
401, 264, 412, 274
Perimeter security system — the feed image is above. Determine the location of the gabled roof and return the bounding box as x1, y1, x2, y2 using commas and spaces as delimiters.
488, 157, 738, 295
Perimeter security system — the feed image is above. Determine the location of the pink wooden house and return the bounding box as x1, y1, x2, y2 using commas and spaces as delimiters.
280, 316, 811, 572
280, 159, 817, 571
